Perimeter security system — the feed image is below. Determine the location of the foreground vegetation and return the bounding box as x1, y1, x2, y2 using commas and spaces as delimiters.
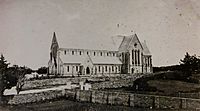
1, 99, 144, 111
154, 52, 200, 76
110, 52, 200, 97
0, 54, 48, 103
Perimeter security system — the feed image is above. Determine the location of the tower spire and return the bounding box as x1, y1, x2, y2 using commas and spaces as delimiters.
50, 32, 59, 69
51, 32, 58, 50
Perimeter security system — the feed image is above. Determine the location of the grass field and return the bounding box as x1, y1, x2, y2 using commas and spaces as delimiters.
0, 99, 191, 111
0, 99, 145, 111
105, 71, 200, 98
148, 80, 200, 95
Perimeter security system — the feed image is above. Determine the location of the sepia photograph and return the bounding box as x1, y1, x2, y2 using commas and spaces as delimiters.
0, 0, 200, 110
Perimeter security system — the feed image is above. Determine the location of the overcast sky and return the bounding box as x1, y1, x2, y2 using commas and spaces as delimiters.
0, 0, 200, 70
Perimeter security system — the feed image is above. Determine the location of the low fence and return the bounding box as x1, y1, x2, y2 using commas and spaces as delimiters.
8, 89, 200, 110
173, 92, 200, 99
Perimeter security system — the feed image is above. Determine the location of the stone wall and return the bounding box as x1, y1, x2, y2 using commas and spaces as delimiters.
130, 94, 154, 108
22, 78, 87, 90
8, 89, 200, 110
154, 96, 181, 109
22, 73, 158, 90
91, 72, 169, 90
91, 91, 108, 104
91, 73, 144, 89
108, 92, 129, 106
8, 90, 65, 104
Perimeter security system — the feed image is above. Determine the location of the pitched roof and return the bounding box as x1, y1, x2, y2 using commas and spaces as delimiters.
90, 56, 122, 65
58, 38, 116, 51
118, 36, 132, 52
55, 33, 150, 56
141, 42, 151, 55
127, 34, 143, 50
118, 34, 144, 52
60, 54, 122, 65
58, 35, 125, 51
60, 54, 85, 64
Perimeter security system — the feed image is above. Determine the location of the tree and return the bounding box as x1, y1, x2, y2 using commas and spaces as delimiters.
16, 68, 25, 94
180, 52, 200, 76
5, 65, 18, 89
0, 54, 9, 102
37, 67, 47, 74
5, 65, 31, 90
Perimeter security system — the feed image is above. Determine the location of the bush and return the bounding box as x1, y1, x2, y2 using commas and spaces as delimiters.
37, 67, 48, 74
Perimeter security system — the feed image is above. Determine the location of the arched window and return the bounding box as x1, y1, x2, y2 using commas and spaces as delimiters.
99, 66, 101, 72
67, 66, 69, 72
132, 50, 134, 64
132, 68, 134, 73
86, 67, 90, 74
135, 50, 137, 65
138, 50, 140, 65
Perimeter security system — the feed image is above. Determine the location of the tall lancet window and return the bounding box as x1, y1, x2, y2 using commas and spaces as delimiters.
138, 50, 140, 65
67, 66, 69, 72
135, 50, 137, 65
132, 50, 134, 64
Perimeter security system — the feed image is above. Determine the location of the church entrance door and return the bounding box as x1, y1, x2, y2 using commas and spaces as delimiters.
86, 67, 90, 74
131, 68, 134, 74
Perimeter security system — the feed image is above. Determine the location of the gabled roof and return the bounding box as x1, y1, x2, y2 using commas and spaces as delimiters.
141, 42, 151, 55
60, 54, 122, 65
118, 34, 143, 52
118, 36, 132, 52
127, 34, 143, 50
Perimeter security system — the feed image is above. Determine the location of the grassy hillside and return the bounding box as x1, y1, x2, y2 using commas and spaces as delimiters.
108, 71, 200, 98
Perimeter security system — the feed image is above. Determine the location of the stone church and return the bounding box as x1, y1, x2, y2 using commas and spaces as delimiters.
48, 32, 152, 76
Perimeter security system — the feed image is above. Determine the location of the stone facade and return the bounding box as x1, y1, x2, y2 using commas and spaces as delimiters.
48, 32, 153, 76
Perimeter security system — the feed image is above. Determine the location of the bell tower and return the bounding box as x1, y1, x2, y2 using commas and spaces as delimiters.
49, 32, 59, 75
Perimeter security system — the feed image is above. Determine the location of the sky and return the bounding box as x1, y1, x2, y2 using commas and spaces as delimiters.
0, 0, 200, 70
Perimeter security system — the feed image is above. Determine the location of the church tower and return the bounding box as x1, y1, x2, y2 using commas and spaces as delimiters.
48, 32, 59, 75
